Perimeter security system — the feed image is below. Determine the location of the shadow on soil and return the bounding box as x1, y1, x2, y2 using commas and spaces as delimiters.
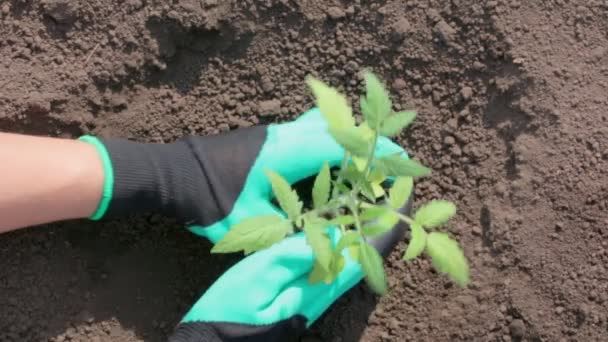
0, 216, 238, 341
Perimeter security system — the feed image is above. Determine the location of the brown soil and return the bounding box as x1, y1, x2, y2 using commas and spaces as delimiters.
1, 0, 607, 341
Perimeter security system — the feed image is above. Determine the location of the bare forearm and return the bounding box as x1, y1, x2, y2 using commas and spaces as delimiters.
0, 133, 104, 233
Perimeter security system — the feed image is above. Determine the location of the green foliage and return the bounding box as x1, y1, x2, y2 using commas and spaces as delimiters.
381, 111, 417, 137
360, 241, 388, 295
305, 76, 355, 129
312, 161, 331, 209
265, 170, 303, 221
375, 154, 431, 178
403, 222, 426, 260
361, 70, 392, 129
212, 70, 470, 296
211, 215, 292, 255
425, 232, 470, 286
303, 216, 333, 272
389, 176, 413, 209
414, 200, 456, 228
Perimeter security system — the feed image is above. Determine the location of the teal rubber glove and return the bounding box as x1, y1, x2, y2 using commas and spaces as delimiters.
188, 108, 406, 243
167, 117, 412, 341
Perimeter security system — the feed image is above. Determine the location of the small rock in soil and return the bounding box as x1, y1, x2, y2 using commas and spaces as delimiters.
258, 99, 282, 116
391, 17, 411, 40
509, 319, 526, 338
460, 86, 473, 100
260, 77, 275, 93
42, 0, 78, 25
326, 6, 346, 20
435, 20, 456, 44
393, 78, 407, 90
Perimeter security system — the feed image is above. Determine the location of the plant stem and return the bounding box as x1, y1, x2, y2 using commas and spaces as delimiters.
331, 151, 351, 199
395, 212, 415, 225
363, 131, 379, 179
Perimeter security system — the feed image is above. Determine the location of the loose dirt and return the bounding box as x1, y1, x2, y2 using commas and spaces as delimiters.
1, 0, 607, 341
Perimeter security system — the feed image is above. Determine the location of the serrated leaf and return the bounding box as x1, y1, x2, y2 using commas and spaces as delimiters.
380, 111, 416, 137
389, 176, 414, 209
309, 260, 330, 284
414, 200, 456, 228
329, 126, 370, 157
313, 161, 331, 209
403, 223, 427, 260
362, 224, 393, 237
329, 215, 355, 226
362, 71, 392, 128
211, 215, 292, 255
359, 241, 388, 295
362, 208, 399, 237
375, 154, 431, 178
306, 76, 355, 128
425, 232, 470, 286
360, 96, 375, 127
336, 231, 361, 252
360, 206, 390, 221
265, 170, 303, 220
303, 219, 333, 272
331, 254, 346, 278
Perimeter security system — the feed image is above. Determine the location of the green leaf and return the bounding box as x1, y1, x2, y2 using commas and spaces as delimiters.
361, 208, 399, 237
360, 96, 375, 127
303, 219, 333, 272
362, 71, 392, 128
389, 176, 414, 209
403, 223, 427, 260
306, 76, 355, 128
362, 224, 393, 237
328, 126, 370, 157
414, 200, 456, 228
360, 180, 377, 202
348, 245, 360, 262
372, 183, 385, 198
265, 170, 303, 220
211, 215, 292, 255
336, 231, 361, 252
360, 206, 391, 221
309, 260, 330, 284
312, 161, 331, 209
374, 154, 431, 177
329, 215, 355, 226
326, 254, 346, 282
426, 232, 470, 286
380, 111, 416, 137
359, 241, 388, 295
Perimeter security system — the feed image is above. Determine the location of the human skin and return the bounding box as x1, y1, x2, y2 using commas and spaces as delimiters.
0, 133, 104, 233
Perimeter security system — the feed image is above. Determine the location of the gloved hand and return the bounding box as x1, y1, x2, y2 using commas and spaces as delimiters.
167, 184, 412, 342
78, 108, 404, 244
164, 110, 413, 342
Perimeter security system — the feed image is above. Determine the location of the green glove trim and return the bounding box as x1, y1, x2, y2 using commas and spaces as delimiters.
78, 135, 114, 220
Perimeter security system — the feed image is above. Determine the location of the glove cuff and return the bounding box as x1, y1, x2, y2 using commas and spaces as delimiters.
79, 135, 210, 222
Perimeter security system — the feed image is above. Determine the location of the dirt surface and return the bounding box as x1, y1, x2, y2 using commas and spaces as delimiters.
1, 0, 608, 341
